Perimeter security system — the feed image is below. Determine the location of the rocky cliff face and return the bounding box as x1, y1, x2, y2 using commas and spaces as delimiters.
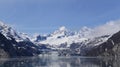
0, 33, 17, 58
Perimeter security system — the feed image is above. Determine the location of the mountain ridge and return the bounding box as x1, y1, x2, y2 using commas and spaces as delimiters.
1, 20, 120, 57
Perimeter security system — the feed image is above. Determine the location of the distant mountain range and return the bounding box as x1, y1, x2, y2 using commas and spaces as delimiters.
32, 21, 120, 49
0, 20, 120, 57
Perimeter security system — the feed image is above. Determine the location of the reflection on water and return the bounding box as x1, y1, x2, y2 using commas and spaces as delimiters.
0, 55, 119, 67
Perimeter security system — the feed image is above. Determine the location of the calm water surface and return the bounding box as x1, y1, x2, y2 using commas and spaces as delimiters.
0, 54, 119, 67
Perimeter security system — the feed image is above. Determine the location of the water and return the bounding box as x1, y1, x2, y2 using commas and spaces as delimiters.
0, 55, 119, 67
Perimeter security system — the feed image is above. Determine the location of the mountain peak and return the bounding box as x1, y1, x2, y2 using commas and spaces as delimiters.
52, 26, 68, 35
0, 21, 9, 29
59, 26, 67, 31
78, 26, 93, 38
80, 26, 91, 32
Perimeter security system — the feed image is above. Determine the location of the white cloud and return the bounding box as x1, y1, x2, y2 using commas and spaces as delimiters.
92, 20, 120, 37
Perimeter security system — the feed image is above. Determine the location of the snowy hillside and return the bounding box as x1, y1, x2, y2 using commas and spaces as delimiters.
0, 21, 44, 57
0, 21, 30, 42
39, 26, 88, 48
32, 20, 120, 49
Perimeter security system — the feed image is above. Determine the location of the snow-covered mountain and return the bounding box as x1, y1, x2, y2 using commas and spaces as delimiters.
39, 26, 88, 48
0, 21, 44, 57
0, 21, 30, 42
31, 33, 47, 42
32, 20, 120, 49
1, 20, 120, 57
78, 26, 93, 38
36, 26, 99, 48
29, 26, 93, 49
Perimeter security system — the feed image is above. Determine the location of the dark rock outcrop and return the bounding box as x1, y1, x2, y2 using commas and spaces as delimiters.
0, 33, 17, 58
16, 41, 41, 56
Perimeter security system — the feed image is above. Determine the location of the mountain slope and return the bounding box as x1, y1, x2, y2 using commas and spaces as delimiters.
58, 35, 110, 56
82, 31, 120, 56
58, 30, 120, 56
0, 21, 30, 42
0, 21, 43, 57
39, 26, 91, 48
0, 32, 17, 58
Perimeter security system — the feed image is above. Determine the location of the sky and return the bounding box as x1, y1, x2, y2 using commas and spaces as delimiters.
0, 0, 120, 34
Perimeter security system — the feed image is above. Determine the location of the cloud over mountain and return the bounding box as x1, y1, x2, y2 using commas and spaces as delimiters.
92, 20, 120, 37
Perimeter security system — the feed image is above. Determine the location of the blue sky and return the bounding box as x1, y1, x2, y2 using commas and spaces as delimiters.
0, 0, 120, 34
